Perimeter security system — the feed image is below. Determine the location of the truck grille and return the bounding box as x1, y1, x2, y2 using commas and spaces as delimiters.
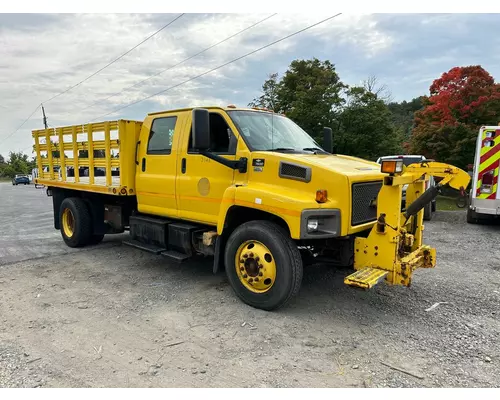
351, 181, 383, 226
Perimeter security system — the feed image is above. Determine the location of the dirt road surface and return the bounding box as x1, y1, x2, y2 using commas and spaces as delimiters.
0, 182, 499, 387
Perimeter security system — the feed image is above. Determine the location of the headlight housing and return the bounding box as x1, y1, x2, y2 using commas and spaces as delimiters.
300, 209, 341, 239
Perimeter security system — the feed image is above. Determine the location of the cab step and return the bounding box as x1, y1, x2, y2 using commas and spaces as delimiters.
161, 250, 190, 263
122, 239, 167, 255
344, 267, 388, 289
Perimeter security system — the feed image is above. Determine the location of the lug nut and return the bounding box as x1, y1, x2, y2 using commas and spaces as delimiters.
240, 267, 245, 271
249, 252, 254, 258
259, 264, 263, 269
243, 254, 248, 258
255, 256, 260, 262
259, 272, 263, 277
243, 274, 248, 278
240, 259, 245, 263
255, 278, 259, 282
248, 278, 253, 283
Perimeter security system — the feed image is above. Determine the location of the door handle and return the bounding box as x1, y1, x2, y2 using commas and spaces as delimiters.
142, 157, 146, 172
135, 140, 141, 165
181, 158, 186, 174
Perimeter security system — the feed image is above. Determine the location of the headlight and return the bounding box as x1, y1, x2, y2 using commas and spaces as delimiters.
307, 219, 319, 232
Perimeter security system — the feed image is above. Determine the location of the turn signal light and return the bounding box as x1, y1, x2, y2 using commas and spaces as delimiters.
316, 189, 328, 203
381, 159, 403, 175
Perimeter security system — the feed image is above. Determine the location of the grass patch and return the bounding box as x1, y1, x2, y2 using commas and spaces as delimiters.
0, 177, 12, 182
436, 195, 462, 211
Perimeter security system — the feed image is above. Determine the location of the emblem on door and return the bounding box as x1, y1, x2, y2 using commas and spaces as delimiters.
198, 178, 210, 196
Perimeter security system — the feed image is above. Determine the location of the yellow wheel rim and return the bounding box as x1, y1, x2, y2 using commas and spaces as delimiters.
62, 208, 75, 238
235, 240, 276, 293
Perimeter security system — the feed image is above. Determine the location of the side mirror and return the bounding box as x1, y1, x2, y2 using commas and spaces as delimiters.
323, 127, 333, 153
192, 108, 210, 151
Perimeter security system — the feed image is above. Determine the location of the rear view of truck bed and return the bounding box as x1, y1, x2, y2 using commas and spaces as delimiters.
32, 119, 142, 196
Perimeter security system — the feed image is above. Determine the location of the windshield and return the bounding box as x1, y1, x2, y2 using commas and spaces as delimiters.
227, 110, 323, 152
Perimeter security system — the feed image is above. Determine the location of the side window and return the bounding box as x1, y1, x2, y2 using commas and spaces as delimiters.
188, 113, 235, 154
147, 116, 177, 155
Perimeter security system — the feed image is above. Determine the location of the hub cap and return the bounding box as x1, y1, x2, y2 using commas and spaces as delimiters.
235, 240, 276, 293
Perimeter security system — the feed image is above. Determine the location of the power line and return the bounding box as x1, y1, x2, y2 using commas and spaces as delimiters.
0, 105, 40, 145
78, 13, 277, 114
93, 13, 343, 121
44, 13, 185, 104
0, 14, 185, 146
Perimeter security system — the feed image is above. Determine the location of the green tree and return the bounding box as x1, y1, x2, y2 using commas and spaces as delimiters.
335, 87, 402, 160
248, 73, 280, 111
277, 59, 346, 141
0, 151, 31, 178
249, 58, 346, 142
248, 59, 403, 160
387, 97, 423, 144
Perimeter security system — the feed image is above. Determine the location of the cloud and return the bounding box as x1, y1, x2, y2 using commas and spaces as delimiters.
1, 13, 500, 157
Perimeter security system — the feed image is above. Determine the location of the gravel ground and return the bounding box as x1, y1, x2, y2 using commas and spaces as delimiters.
0, 182, 499, 387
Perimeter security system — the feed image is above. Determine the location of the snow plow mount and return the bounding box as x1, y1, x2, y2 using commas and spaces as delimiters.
345, 161, 470, 289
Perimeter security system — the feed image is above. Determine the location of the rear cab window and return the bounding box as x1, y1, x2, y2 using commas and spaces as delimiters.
147, 116, 177, 155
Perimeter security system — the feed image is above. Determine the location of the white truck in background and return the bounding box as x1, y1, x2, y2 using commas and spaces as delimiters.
467, 125, 500, 224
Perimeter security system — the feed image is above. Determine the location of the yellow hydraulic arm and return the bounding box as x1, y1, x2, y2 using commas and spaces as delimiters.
345, 161, 471, 289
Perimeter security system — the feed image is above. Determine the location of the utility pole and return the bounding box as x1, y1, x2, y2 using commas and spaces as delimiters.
41, 104, 48, 129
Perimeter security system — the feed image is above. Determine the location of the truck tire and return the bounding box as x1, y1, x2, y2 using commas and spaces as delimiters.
59, 197, 92, 248
224, 220, 303, 311
467, 207, 479, 224
89, 234, 105, 245
423, 201, 432, 221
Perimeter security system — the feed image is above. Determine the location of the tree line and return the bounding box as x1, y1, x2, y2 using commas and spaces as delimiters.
249, 59, 500, 169
0, 152, 37, 179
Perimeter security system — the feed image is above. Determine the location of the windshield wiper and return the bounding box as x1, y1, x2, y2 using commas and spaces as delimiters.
302, 147, 328, 154
265, 147, 297, 152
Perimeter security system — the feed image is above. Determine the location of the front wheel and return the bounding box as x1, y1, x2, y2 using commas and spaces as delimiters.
224, 220, 303, 311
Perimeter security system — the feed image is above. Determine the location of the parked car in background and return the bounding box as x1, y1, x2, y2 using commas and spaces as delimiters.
376, 155, 436, 221
12, 174, 30, 185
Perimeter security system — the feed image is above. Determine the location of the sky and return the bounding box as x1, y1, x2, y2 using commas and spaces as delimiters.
1, 12, 500, 158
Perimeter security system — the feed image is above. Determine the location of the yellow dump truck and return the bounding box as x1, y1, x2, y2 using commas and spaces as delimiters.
32, 106, 470, 310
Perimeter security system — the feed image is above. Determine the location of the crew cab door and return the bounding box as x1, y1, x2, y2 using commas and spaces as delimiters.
176, 111, 238, 225
135, 112, 187, 218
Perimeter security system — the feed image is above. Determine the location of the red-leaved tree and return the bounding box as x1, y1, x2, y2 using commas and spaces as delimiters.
410, 66, 500, 168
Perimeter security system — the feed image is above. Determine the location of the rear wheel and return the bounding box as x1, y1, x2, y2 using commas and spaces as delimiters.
59, 198, 92, 247
224, 220, 303, 311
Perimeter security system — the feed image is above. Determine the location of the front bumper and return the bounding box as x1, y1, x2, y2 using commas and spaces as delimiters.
470, 198, 500, 215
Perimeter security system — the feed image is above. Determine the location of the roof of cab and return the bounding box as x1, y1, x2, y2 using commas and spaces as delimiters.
147, 105, 277, 116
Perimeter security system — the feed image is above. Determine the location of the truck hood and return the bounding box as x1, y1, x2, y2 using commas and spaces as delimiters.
274, 153, 384, 180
